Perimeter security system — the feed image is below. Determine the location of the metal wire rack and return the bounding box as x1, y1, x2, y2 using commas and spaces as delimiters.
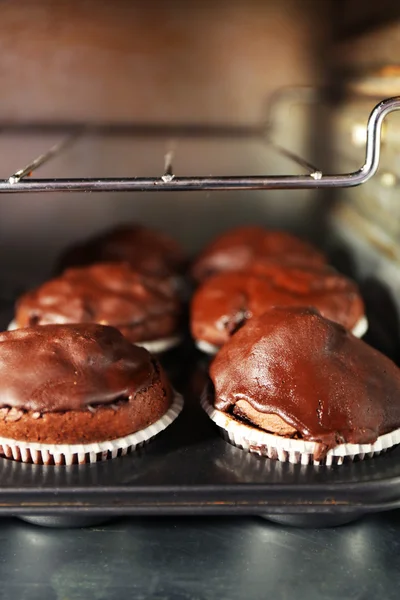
0, 96, 399, 194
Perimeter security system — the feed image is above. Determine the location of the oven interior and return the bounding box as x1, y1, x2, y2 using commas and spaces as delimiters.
0, 0, 400, 526
0, 2, 397, 265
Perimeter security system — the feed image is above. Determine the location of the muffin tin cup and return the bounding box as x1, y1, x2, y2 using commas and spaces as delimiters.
0, 391, 183, 466
195, 314, 369, 356
7, 321, 183, 355
200, 387, 400, 466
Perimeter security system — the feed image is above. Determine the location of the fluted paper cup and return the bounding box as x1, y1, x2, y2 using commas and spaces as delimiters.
201, 387, 399, 466
0, 391, 183, 466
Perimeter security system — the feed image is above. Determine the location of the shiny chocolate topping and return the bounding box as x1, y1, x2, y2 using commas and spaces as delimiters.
16, 262, 181, 329
210, 307, 400, 450
0, 324, 156, 412
191, 226, 326, 282
57, 224, 186, 278
191, 264, 364, 346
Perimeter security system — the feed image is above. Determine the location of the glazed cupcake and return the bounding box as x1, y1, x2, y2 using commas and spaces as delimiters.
191, 226, 326, 283
202, 307, 400, 466
57, 223, 187, 281
191, 262, 367, 354
13, 263, 183, 353
0, 323, 183, 465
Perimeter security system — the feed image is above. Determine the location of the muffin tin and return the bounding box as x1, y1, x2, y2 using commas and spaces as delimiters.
0, 301, 400, 529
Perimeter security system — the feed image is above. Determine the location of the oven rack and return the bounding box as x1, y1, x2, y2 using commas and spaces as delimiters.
0, 96, 399, 194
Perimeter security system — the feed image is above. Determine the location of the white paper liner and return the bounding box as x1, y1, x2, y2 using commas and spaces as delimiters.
195, 314, 369, 356
351, 315, 369, 338
195, 340, 220, 355
200, 389, 400, 466
0, 391, 183, 466
136, 335, 183, 354
7, 321, 182, 355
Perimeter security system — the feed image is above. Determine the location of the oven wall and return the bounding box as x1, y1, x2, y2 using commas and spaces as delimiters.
329, 11, 400, 267
326, 10, 400, 352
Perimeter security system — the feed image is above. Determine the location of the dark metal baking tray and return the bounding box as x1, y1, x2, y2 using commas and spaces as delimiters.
0, 301, 400, 529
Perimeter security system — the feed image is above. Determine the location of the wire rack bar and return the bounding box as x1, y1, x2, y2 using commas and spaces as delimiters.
0, 123, 264, 139
8, 133, 81, 184
0, 97, 398, 194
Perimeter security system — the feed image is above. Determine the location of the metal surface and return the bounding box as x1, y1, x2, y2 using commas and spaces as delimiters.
1, 513, 400, 599
18, 516, 113, 528
1, 97, 399, 193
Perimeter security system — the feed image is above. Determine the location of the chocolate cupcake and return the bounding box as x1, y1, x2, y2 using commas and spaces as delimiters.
191, 263, 367, 353
13, 263, 183, 353
191, 226, 326, 283
58, 224, 186, 280
0, 324, 183, 465
202, 307, 400, 465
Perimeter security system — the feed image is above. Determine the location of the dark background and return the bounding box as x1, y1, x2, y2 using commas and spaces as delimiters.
1, 512, 399, 600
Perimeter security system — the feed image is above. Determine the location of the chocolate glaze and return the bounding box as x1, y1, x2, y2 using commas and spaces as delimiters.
57, 224, 186, 278
210, 307, 400, 453
0, 324, 157, 413
191, 226, 326, 282
16, 263, 182, 342
191, 264, 364, 347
